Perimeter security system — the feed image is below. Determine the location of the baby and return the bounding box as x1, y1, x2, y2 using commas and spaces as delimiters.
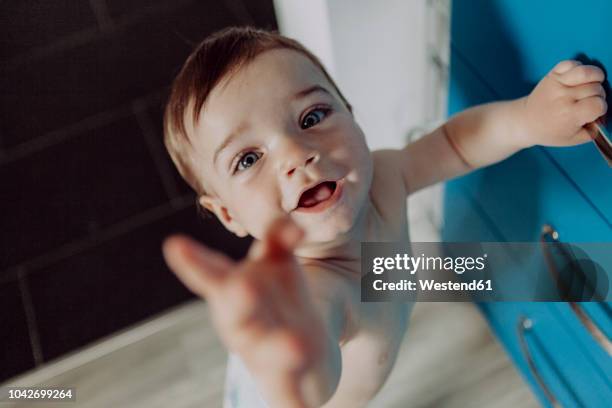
160, 26, 607, 407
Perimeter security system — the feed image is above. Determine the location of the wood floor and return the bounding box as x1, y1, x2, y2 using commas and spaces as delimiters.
2, 299, 539, 408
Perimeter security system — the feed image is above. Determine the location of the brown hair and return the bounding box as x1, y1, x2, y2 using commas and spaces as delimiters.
163, 26, 352, 217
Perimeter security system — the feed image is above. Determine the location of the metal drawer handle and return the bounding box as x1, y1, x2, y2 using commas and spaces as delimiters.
585, 119, 612, 167
517, 316, 562, 408
540, 224, 612, 356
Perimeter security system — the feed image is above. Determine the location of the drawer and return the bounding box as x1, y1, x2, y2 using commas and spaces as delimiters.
460, 165, 612, 386
515, 304, 611, 407
460, 148, 612, 242
444, 183, 612, 407
485, 302, 612, 407
451, 0, 612, 222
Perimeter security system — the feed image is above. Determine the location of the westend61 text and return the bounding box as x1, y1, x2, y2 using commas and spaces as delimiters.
373, 279, 493, 292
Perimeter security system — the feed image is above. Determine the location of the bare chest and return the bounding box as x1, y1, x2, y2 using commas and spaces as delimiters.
334, 214, 412, 401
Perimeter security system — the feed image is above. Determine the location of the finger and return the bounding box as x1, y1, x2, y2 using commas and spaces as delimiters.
162, 234, 235, 298
249, 217, 304, 261
556, 64, 605, 87
573, 96, 608, 127
552, 59, 582, 75
570, 127, 596, 145
570, 82, 606, 100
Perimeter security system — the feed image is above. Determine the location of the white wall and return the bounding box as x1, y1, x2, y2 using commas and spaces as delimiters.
273, 0, 429, 151
272, 0, 336, 76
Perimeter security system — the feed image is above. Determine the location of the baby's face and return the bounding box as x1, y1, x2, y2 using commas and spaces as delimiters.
190, 48, 372, 242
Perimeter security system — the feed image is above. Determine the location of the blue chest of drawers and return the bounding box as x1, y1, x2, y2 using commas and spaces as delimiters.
443, 1, 612, 406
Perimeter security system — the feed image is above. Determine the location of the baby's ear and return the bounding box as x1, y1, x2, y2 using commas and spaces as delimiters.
198, 195, 249, 238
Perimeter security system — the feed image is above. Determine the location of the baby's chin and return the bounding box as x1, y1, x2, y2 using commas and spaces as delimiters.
303, 225, 348, 243
297, 209, 357, 243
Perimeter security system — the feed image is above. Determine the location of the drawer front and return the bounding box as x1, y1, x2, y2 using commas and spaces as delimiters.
453, 171, 612, 384
444, 182, 612, 407
514, 305, 612, 407
486, 303, 612, 407
459, 148, 612, 242
451, 0, 612, 222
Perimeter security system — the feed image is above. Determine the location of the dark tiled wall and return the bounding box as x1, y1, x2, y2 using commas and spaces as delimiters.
0, 0, 277, 382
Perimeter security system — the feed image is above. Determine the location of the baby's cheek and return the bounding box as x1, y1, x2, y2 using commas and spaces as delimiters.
240, 199, 280, 240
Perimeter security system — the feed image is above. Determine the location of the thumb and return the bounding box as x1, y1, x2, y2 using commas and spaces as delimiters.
249, 217, 304, 261
162, 234, 235, 298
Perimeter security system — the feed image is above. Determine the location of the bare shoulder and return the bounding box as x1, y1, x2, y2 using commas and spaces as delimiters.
369, 149, 409, 220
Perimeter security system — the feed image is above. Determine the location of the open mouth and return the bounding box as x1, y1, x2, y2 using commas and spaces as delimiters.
295, 181, 342, 213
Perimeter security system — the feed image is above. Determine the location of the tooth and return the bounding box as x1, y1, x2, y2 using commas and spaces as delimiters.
302, 197, 317, 207
314, 184, 332, 201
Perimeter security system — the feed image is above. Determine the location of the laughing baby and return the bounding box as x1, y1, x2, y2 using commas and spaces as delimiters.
160, 26, 607, 408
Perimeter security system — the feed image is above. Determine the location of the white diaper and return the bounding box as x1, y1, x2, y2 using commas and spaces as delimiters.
223, 353, 270, 408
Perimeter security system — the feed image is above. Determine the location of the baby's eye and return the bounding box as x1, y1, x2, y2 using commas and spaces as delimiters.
235, 151, 261, 173
301, 107, 330, 129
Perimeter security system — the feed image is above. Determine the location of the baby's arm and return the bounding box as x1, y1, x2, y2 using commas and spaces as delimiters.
162, 218, 343, 408
400, 60, 607, 194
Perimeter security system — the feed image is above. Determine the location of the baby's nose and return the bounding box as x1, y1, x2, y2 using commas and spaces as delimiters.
279, 143, 320, 177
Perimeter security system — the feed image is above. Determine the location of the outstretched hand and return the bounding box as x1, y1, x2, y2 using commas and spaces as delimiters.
162, 217, 328, 407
